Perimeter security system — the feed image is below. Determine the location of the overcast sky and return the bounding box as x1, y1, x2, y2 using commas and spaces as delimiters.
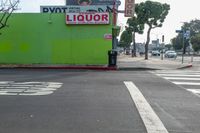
18, 0, 200, 43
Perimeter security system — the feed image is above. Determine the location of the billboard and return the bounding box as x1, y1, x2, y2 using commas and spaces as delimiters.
40, 5, 114, 13
66, 12, 109, 24
66, 0, 120, 6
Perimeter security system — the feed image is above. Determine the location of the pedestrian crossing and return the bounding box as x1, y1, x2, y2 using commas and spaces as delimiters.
152, 70, 200, 97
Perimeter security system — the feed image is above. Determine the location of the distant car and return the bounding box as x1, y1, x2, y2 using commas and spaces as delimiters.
151, 50, 160, 56
165, 51, 177, 58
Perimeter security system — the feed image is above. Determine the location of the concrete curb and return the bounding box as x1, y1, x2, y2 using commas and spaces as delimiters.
117, 67, 161, 71
0, 65, 117, 71
177, 64, 193, 69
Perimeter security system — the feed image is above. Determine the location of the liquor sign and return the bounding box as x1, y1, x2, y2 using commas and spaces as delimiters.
66, 12, 109, 24
125, 0, 135, 17
40, 5, 114, 13
66, 0, 121, 6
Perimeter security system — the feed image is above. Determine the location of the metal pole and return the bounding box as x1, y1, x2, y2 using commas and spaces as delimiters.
182, 33, 184, 64
113, 0, 117, 26
112, 0, 117, 50
161, 43, 164, 60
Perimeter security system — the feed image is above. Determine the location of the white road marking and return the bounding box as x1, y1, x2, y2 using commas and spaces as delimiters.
124, 81, 169, 133
156, 74, 200, 77
173, 82, 200, 85
163, 77, 200, 81
153, 70, 200, 97
0, 81, 63, 96
154, 71, 200, 74
187, 89, 200, 94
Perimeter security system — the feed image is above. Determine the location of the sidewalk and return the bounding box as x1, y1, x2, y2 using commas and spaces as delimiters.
117, 55, 193, 70
0, 55, 196, 71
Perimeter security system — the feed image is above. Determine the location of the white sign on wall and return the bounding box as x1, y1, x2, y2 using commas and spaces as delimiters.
66, 12, 109, 25
40, 5, 114, 13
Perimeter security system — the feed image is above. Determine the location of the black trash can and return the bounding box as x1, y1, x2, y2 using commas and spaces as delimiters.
108, 50, 117, 67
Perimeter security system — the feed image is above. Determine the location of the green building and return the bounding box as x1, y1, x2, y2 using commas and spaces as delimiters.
0, 13, 113, 65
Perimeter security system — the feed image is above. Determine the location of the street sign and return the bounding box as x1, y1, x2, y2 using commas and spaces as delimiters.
185, 30, 190, 39
175, 30, 183, 33
125, 0, 135, 17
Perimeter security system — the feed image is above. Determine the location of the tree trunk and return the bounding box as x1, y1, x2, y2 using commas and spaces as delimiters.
145, 27, 152, 60
132, 32, 136, 57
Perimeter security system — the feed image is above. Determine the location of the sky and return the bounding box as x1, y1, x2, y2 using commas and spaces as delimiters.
18, 0, 200, 44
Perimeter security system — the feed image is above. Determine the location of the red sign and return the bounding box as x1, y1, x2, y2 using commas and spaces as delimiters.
104, 34, 112, 40
66, 12, 110, 24
125, 0, 135, 17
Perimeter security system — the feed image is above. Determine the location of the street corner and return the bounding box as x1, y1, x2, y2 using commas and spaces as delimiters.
177, 63, 193, 69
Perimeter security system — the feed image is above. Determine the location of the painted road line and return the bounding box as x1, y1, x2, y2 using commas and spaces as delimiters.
163, 77, 200, 81
124, 81, 169, 133
187, 89, 200, 94
0, 86, 29, 89
156, 74, 200, 77
154, 71, 200, 74
173, 82, 200, 86
0, 81, 63, 96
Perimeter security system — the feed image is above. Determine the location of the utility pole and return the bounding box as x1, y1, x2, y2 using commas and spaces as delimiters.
175, 29, 185, 64
161, 35, 164, 60
112, 0, 118, 50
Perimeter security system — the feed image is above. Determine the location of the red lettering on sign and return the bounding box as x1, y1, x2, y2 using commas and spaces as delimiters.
78, 15, 84, 21
86, 14, 92, 21
66, 15, 72, 21
94, 14, 100, 21
102, 14, 108, 21
66, 13, 109, 25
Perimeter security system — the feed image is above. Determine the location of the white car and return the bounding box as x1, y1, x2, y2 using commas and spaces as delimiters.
165, 51, 177, 58
151, 50, 160, 56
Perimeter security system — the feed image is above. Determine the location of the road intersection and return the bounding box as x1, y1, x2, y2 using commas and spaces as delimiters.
0, 68, 199, 133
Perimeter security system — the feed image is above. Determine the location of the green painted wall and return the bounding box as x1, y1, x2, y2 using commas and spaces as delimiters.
0, 13, 112, 65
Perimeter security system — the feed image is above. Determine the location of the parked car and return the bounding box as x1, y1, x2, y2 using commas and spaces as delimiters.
151, 50, 160, 56
165, 51, 177, 58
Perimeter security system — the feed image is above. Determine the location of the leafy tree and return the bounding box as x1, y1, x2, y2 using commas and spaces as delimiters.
191, 33, 200, 52
0, 0, 19, 34
172, 19, 200, 53
165, 44, 172, 50
119, 28, 132, 49
127, 16, 144, 57
183, 19, 200, 37
135, 1, 170, 59
171, 35, 183, 50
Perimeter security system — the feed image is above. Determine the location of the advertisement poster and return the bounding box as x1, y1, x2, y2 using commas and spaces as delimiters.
66, 0, 115, 6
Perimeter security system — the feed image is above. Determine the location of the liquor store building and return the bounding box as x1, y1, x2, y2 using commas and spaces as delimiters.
0, 3, 116, 65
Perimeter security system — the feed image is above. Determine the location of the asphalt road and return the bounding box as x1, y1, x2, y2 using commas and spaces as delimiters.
0, 69, 200, 133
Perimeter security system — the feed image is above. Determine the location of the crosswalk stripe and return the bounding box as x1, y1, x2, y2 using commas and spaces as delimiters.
172, 82, 200, 85
156, 71, 200, 74
156, 74, 200, 77
153, 70, 200, 97
187, 89, 200, 94
163, 77, 200, 80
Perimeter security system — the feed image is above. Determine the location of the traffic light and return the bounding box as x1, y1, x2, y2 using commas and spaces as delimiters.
162, 35, 164, 43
